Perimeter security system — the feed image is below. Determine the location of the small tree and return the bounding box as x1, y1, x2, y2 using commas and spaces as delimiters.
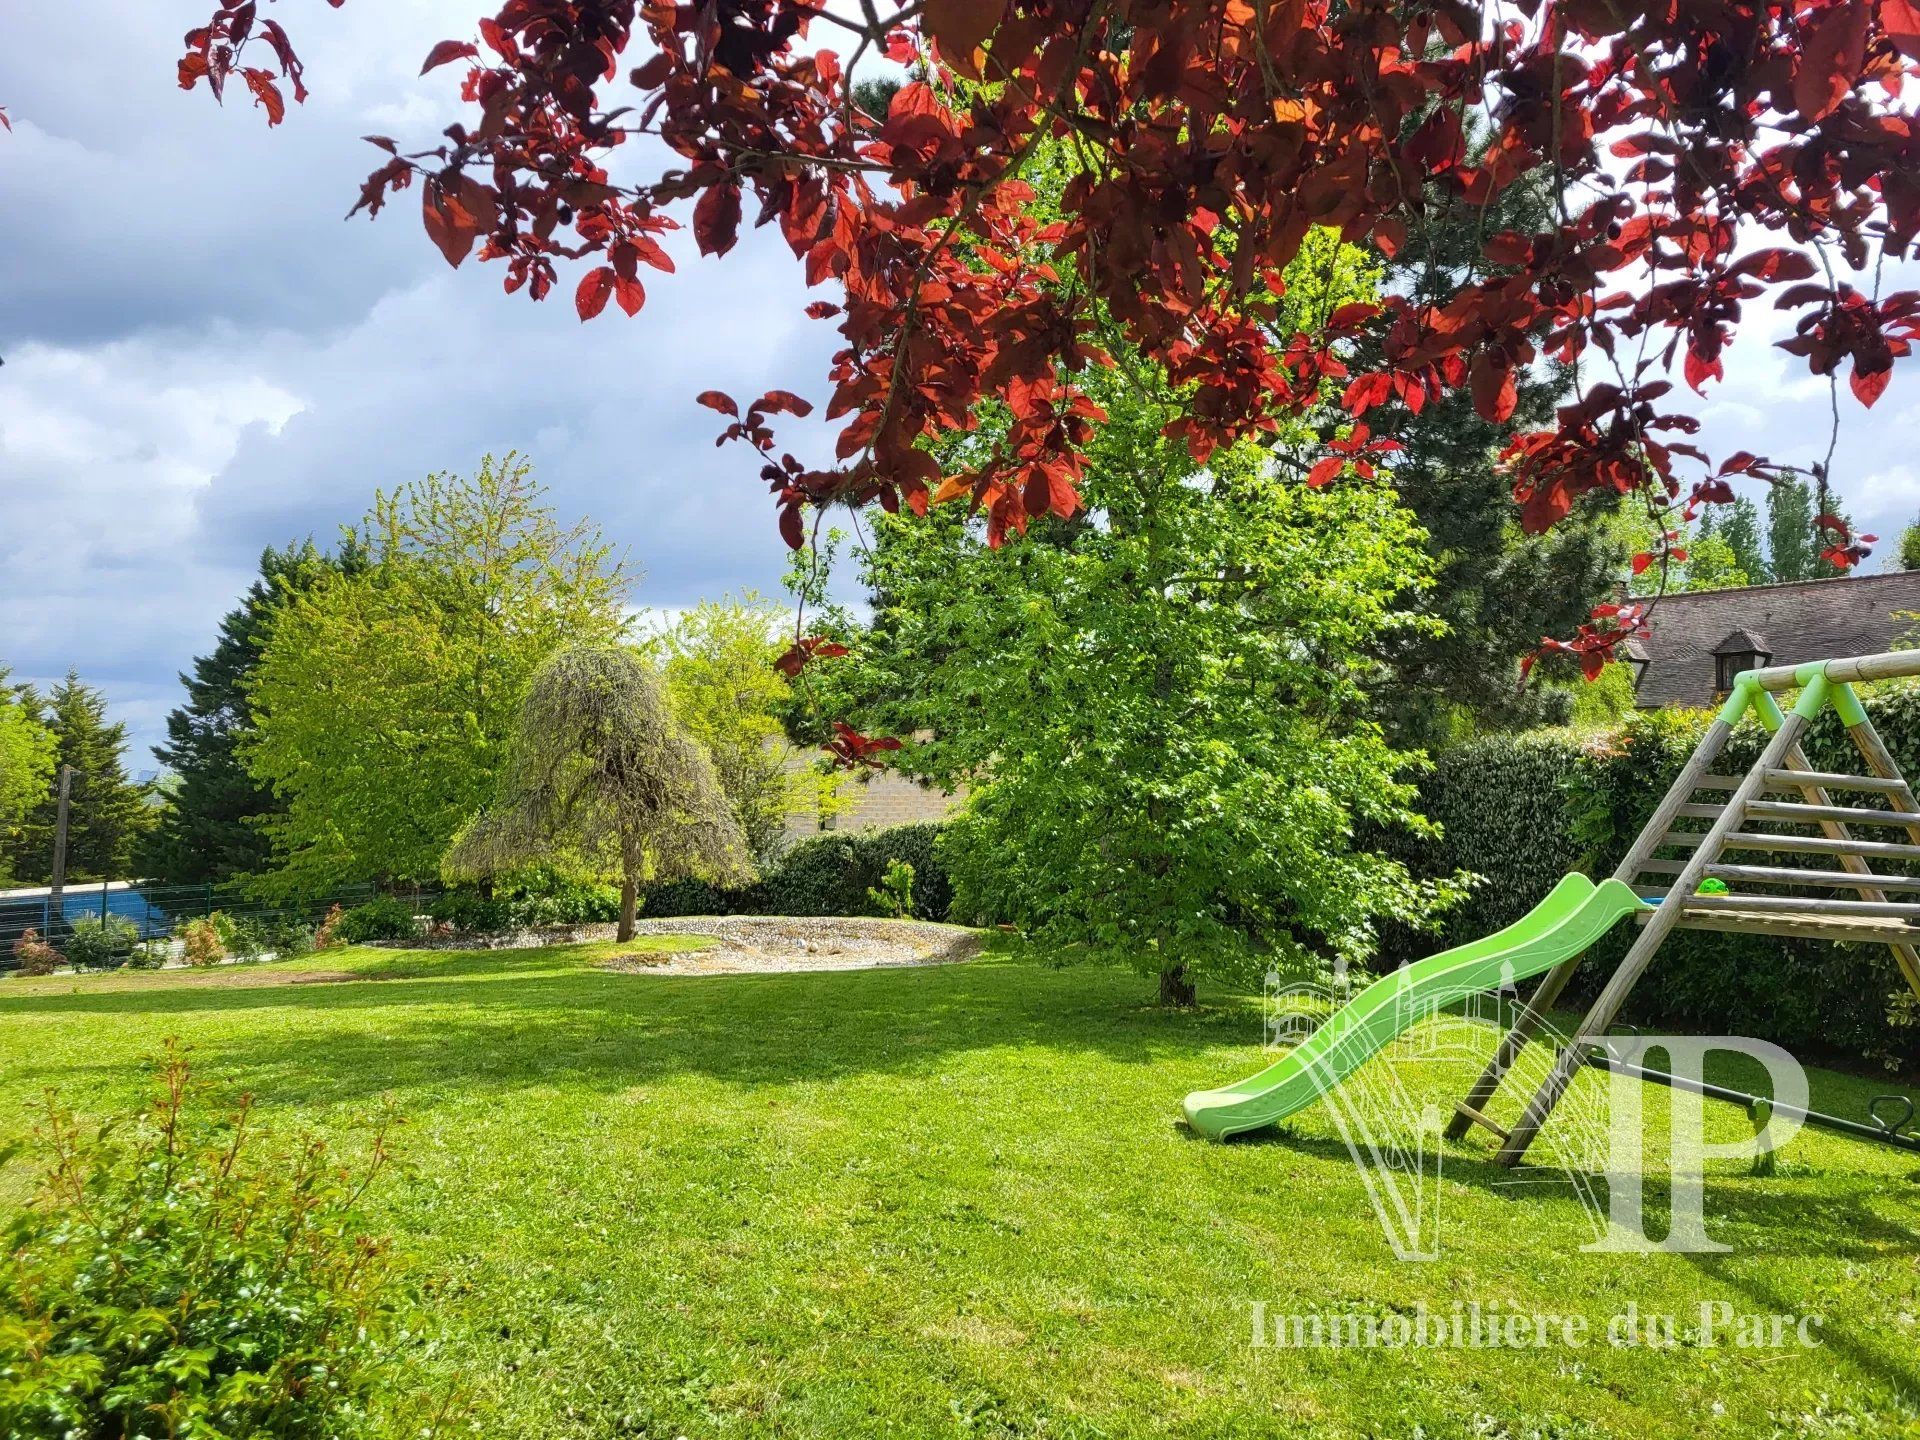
444, 646, 748, 940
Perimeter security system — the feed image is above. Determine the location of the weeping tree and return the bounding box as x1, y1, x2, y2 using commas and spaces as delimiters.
444, 646, 749, 940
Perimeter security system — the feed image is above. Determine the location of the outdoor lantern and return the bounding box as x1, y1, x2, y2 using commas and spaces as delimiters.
1711, 628, 1772, 698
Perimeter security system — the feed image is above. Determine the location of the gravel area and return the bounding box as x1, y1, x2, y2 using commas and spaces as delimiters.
597, 916, 983, 976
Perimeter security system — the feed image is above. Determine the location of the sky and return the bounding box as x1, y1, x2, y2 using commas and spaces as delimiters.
5, 3, 1920, 774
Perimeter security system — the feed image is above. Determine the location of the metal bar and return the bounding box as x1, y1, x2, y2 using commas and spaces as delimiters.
1581, 1049, 1920, 1154
1497, 707, 1814, 1167
1763, 768, 1906, 794
1743, 800, 1920, 828
1445, 717, 1742, 1145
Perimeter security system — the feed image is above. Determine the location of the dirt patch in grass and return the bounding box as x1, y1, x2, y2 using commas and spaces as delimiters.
597, 916, 982, 976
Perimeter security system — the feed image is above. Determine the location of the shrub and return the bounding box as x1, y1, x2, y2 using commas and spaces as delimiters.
867, 858, 916, 919
10, 929, 60, 978
208, 910, 270, 962
763, 833, 869, 916
315, 903, 346, 949
259, 915, 317, 957
179, 918, 226, 968
864, 822, 953, 921
0, 1044, 420, 1439
61, 914, 139, 971
334, 896, 422, 945
123, 940, 169, 970
638, 874, 767, 919
427, 888, 513, 935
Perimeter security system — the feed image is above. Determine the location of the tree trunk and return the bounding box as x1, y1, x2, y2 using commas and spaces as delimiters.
1159, 964, 1195, 1007
618, 872, 638, 943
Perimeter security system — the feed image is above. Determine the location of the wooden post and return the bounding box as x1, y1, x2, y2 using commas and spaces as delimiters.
1837, 708, 1920, 1000
46, 764, 73, 939
1492, 697, 1815, 1166
1443, 714, 1737, 1142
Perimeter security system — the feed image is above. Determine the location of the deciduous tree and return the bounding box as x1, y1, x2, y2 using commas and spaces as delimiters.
0, 673, 55, 886
445, 645, 749, 940
244, 456, 631, 896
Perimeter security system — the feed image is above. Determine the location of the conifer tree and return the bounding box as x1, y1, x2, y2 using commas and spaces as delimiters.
10, 675, 152, 883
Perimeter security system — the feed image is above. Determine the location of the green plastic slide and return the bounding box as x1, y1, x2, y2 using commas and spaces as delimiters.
1182, 874, 1651, 1141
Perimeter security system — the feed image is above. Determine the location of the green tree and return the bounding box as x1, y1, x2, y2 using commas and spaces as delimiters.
1767, 477, 1818, 582
445, 646, 748, 940
9, 675, 153, 883
245, 456, 631, 896
138, 542, 350, 886
1898, 518, 1920, 572
1720, 497, 1769, 583
0, 674, 56, 885
1354, 130, 1620, 747
807, 340, 1464, 1003
655, 593, 842, 863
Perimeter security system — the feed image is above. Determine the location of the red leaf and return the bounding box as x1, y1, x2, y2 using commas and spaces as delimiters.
1852, 362, 1891, 408
753, 390, 814, 417
693, 183, 742, 257
420, 40, 479, 75
779, 502, 806, 550
1631, 551, 1653, 576
1888, 0, 1920, 60
241, 69, 285, 126
923, 0, 1002, 73
1683, 347, 1723, 394
613, 274, 645, 317
1307, 456, 1344, 487
1470, 352, 1517, 423
1793, 3, 1867, 122
421, 178, 487, 268
696, 391, 739, 417
575, 267, 615, 320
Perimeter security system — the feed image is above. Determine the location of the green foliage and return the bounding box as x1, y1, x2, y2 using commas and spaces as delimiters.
0, 1046, 416, 1440
6, 674, 154, 884
645, 824, 950, 921
140, 542, 347, 886
245, 455, 631, 897
1718, 496, 1770, 583
61, 914, 139, 971
335, 896, 423, 945
655, 592, 845, 862
1899, 520, 1920, 572
1762, 475, 1853, 582
0, 676, 55, 886
866, 858, 917, 919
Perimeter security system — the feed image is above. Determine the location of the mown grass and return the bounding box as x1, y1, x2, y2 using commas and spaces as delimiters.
1, 937, 1917, 1438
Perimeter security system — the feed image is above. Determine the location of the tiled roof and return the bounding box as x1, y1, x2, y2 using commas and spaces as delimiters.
1634, 571, 1920, 708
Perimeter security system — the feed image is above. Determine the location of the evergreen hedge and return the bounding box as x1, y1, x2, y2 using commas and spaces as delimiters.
640, 823, 953, 923
1398, 685, 1920, 1070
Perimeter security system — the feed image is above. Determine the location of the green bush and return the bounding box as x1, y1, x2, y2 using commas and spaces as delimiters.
259, 914, 317, 957
0, 1045, 421, 1439
639, 875, 767, 918
758, 824, 954, 921
61, 914, 139, 971
334, 896, 422, 945
10, 929, 60, 977
427, 888, 514, 935
867, 858, 916, 919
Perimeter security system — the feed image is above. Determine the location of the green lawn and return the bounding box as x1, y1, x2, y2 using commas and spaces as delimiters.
1, 939, 1917, 1438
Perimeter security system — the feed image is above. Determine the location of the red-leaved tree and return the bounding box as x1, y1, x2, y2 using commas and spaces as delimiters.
172, 0, 1920, 679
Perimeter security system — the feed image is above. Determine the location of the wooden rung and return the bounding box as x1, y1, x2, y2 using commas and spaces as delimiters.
1451, 1102, 1510, 1142
1656, 831, 1706, 851
1659, 908, 1920, 946
1687, 892, 1920, 920
1704, 862, 1920, 893
1695, 774, 1744, 790
1636, 858, 1690, 876
1675, 803, 1730, 820
1719, 831, 1920, 862
1764, 768, 1909, 795
1743, 800, 1920, 828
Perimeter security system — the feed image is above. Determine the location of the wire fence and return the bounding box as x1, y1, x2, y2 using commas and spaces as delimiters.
0, 879, 385, 968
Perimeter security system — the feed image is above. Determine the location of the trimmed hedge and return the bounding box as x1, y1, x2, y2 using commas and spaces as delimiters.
1398, 687, 1920, 1070
640, 823, 953, 922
